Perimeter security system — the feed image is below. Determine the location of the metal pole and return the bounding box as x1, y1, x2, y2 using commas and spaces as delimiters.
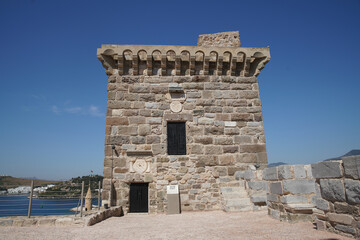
98, 180, 101, 211
27, 180, 34, 218
80, 181, 84, 217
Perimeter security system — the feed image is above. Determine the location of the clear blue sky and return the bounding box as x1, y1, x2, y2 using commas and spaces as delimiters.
0, 0, 359, 180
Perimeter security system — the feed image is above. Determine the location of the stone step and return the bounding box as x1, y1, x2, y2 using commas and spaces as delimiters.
224, 205, 253, 212
219, 181, 245, 188
221, 192, 249, 199
225, 199, 252, 207
220, 187, 247, 193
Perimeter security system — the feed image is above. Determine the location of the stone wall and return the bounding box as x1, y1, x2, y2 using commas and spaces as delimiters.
102, 75, 268, 213
197, 31, 241, 47
312, 156, 360, 238
236, 164, 315, 221
235, 155, 360, 239
0, 207, 123, 227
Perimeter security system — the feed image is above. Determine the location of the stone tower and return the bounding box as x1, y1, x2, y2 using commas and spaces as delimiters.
97, 31, 270, 214
85, 186, 92, 211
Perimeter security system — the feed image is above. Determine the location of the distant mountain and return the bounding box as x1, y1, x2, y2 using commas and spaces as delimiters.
268, 162, 287, 168
0, 176, 61, 190
325, 149, 360, 161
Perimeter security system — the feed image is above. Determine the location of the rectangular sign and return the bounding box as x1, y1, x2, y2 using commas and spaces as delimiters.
167, 185, 179, 194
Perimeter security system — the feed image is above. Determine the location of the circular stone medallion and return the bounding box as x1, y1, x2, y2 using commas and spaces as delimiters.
133, 159, 147, 174
170, 101, 182, 113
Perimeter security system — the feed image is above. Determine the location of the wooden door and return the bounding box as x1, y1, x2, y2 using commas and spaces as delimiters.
129, 183, 148, 213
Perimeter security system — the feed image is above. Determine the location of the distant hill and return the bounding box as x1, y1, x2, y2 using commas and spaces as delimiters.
0, 176, 61, 190
325, 149, 360, 161
268, 162, 287, 168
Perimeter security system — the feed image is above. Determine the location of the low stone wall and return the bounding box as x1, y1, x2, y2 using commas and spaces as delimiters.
312, 156, 360, 238
235, 155, 360, 239
0, 206, 123, 227
264, 164, 315, 222
236, 164, 315, 221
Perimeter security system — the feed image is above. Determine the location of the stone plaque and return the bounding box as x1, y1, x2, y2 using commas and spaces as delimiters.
170, 101, 182, 113
133, 159, 147, 174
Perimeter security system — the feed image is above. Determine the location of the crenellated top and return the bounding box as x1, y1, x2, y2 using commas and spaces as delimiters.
97, 45, 270, 78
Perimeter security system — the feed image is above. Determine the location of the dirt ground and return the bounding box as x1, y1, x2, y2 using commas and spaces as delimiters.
0, 211, 354, 240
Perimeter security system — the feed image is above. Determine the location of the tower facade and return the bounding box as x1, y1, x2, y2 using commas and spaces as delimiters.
98, 31, 270, 213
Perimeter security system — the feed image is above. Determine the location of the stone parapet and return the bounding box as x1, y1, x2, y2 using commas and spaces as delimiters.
235, 156, 360, 239
311, 156, 360, 239
236, 164, 315, 223
97, 44, 270, 78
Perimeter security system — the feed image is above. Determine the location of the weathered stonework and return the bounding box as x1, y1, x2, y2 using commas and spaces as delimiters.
98, 31, 270, 214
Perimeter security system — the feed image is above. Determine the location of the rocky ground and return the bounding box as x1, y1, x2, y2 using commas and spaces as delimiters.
0, 211, 353, 240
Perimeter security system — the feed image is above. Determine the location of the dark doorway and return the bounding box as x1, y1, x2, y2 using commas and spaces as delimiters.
167, 122, 186, 155
129, 183, 148, 213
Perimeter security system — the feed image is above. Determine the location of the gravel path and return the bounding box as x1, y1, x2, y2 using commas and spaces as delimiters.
0, 211, 353, 240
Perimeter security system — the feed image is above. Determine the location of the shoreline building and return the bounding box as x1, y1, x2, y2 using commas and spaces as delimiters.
97, 31, 270, 214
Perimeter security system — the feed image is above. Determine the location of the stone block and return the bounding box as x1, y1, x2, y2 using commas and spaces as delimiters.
234, 171, 245, 180
342, 155, 360, 179
0, 220, 13, 226
38, 218, 56, 226
281, 195, 308, 204
243, 170, 256, 180
251, 193, 267, 203
234, 136, 251, 144
22, 219, 38, 226
204, 145, 222, 155
311, 161, 343, 179
190, 145, 204, 154
269, 208, 280, 220
269, 182, 283, 195
304, 165, 313, 178
223, 146, 238, 153
263, 167, 278, 180
315, 219, 326, 231
138, 124, 151, 136
218, 155, 234, 166
327, 213, 354, 225
236, 153, 257, 163
334, 202, 356, 214
107, 136, 130, 145
204, 126, 224, 135
240, 144, 266, 153
146, 136, 160, 144
194, 136, 213, 144
267, 193, 279, 202
320, 179, 346, 202
282, 179, 315, 195
214, 166, 227, 177
293, 165, 307, 179
256, 152, 268, 164
128, 116, 146, 125
131, 136, 145, 144
278, 165, 293, 180
228, 167, 245, 176
214, 137, 233, 145
335, 224, 356, 235
55, 217, 74, 226
315, 198, 330, 211
118, 126, 138, 136
197, 155, 218, 166
248, 181, 268, 191
344, 179, 360, 203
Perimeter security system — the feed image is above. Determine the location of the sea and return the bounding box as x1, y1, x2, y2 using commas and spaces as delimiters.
0, 195, 99, 217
